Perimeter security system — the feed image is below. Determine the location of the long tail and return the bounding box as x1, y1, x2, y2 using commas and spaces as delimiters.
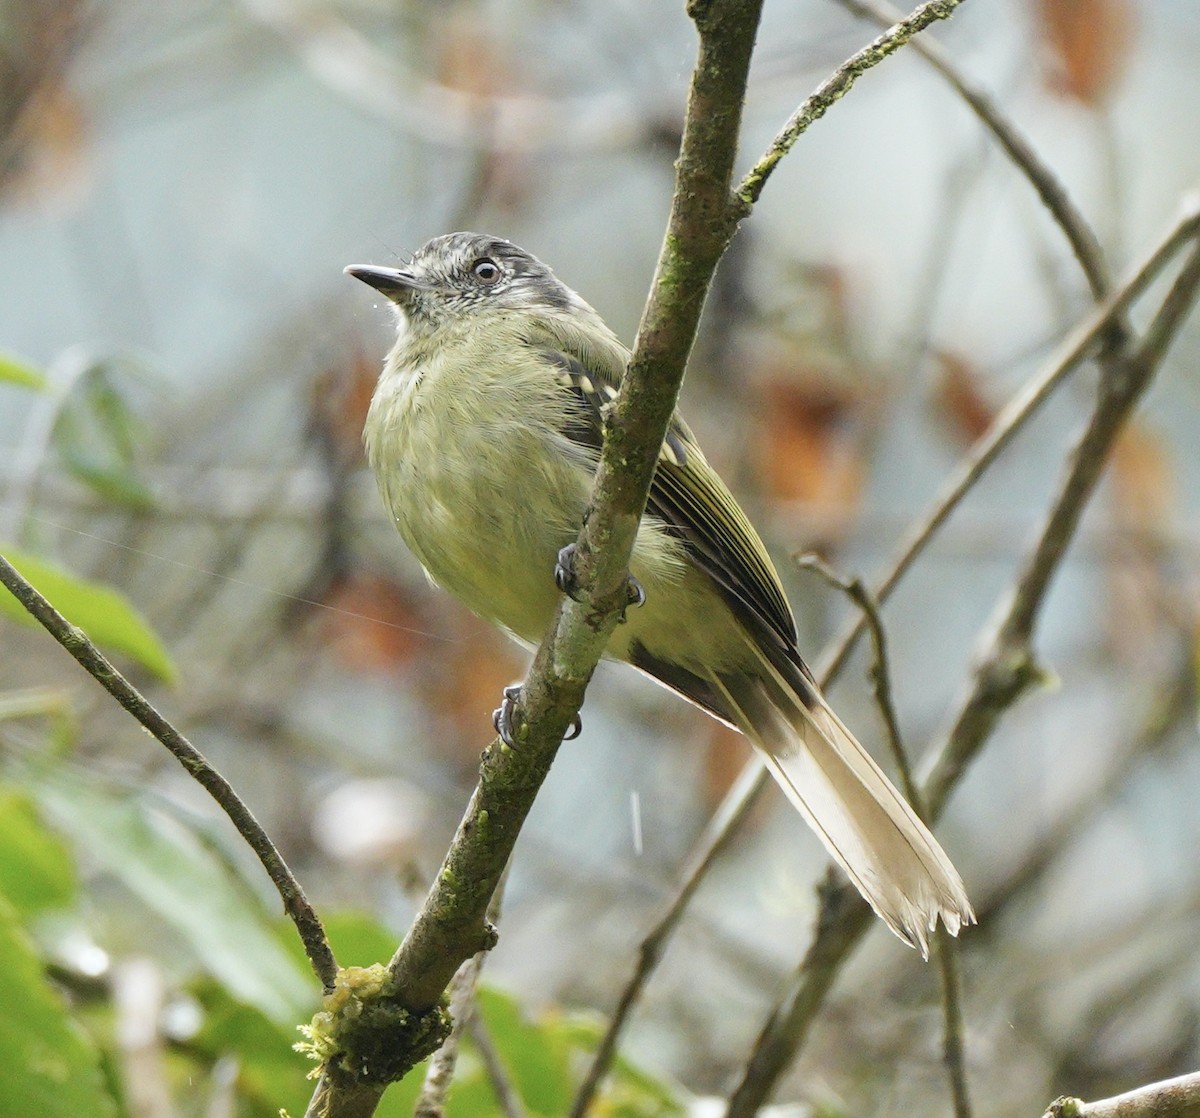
712, 659, 974, 957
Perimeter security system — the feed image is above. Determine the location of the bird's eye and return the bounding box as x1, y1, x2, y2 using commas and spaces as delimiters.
472, 258, 502, 284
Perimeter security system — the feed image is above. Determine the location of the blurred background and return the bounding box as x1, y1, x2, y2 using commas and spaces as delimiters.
2, 1, 1200, 1115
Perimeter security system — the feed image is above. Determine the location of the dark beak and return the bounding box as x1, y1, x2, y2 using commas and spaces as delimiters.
343, 264, 430, 300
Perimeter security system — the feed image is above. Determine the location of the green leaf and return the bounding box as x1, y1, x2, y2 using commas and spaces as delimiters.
0, 786, 76, 917
474, 986, 575, 1117
0, 546, 177, 683
192, 975, 434, 1117
321, 910, 400, 968
191, 980, 317, 1118
0, 352, 47, 390
50, 356, 156, 510
0, 894, 118, 1118
527, 1007, 687, 1118
32, 767, 315, 1024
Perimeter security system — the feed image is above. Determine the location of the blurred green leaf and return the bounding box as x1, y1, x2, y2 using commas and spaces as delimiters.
444, 1053, 506, 1118
0, 894, 118, 1118
321, 910, 400, 969
0, 687, 76, 752
372, 1059, 428, 1118
0, 352, 47, 391
192, 975, 432, 1117
191, 980, 315, 1118
0, 546, 177, 682
32, 767, 315, 1024
0, 786, 76, 918
506, 1002, 686, 1118
472, 998, 686, 1118
474, 986, 574, 1117
51, 356, 156, 509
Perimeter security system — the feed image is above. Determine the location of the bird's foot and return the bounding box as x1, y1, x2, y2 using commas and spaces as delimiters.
555, 543, 645, 623
492, 683, 582, 746
492, 684, 524, 746
554, 544, 583, 600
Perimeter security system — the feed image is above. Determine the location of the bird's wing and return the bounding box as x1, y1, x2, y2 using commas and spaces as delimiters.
525, 317, 798, 656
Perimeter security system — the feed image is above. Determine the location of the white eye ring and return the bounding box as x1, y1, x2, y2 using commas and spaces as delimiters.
472, 258, 502, 284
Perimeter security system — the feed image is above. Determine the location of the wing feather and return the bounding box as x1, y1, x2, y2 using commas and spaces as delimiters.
523, 322, 798, 657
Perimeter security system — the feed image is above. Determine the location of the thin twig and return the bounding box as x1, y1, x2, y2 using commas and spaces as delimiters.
736, 0, 970, 209
571, 195, 1200, 1118
934, 929, 972, 1118
1042, 1070, 1200, 1118
566, 758, 765, 1118
797, 556, 972, 1118
0, 552, 339, 993
724, 210, 1200, 1118
305, 3, 771, 1114
834, 0, 1116, 309
412, 955, 486, 1118
412, 875, 512, 1118
796, 557, 917, 802
466, 1015, 526, 1118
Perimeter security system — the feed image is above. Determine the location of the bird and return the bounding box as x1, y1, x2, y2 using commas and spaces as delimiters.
346, 232, 973, 954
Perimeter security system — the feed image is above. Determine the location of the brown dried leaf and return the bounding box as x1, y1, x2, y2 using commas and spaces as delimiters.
753, 374, 866, 528
1110, 421, 1173, 535
932, 350, 995, 445
700, 722, 770, 831
1033, 0, 1136, 106
316, 571, 433, 672
310, 353, 378, 470
421, 617, 524, 770
3, 81, 91, 209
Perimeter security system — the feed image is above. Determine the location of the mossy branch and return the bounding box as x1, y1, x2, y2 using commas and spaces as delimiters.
303, 1, 768, 1113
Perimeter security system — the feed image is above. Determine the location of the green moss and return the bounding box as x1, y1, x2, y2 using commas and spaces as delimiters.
295, 965, 452, 1088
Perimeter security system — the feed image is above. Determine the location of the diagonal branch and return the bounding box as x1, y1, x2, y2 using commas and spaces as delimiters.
835, 0, 1115, 309
303, 2, 768, 1115
724, 208, 1200, 1118
0, 553, 339, 993
736, 0, 969, 209
571, 192, 1200, 1118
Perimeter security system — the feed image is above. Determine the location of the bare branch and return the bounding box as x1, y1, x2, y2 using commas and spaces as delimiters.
1042, 1071, 1200, 1118
835, 0, 1115, 308
736, 0, 971, 209
924, 232, 1200, 818
567, 758, 765, 1118
796, 556, 972, 1118
0, 552, 339, 993
821, 193, 1200, 686
304, 1, 769, 1113
573, 194, 1200, 1118
724, 202, 1200, 1118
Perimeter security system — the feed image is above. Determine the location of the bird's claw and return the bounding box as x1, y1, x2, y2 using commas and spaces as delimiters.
555, 543, 582, 600
492, 683, 583, 745
492, 684, 524, 747
622, 575, 645, 617
555, 543, 645, 623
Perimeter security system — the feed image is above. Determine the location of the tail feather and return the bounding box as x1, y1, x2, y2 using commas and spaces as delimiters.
712, 663, 974, 957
